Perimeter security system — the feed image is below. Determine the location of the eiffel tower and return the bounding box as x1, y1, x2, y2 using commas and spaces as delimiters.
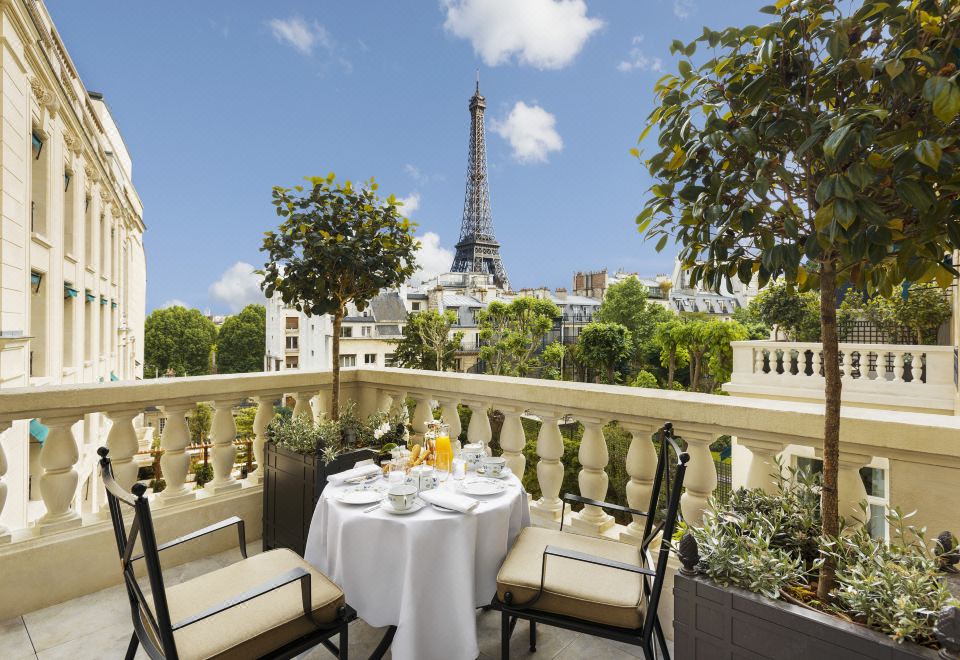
450, 77, 511, 291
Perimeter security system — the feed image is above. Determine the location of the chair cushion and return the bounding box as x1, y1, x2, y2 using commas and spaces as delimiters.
160, 548, 345, 660
496, 527, 646, 629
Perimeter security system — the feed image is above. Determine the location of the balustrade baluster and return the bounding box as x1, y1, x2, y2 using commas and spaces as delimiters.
437, 397, 462, 446
619, 421, 658, 545
36, 415, 83, 533
103, 409, 141, 502
735, 433, 785, 494
570, 417, 614, 534
207, 400, 241, 494
410, 392, 434, 438
158, 404, 195, 504
498, 408, 526, 479
248, 396, 272, 484
816, 350, 824, 378
375, 388, 393, 414
841, 350, 852, 380
466, 401, 492, 454
0, 422, 10, 544
293, 391, 314, 422
892, 351, 905, 383
530, 412, 564, 522
754, 348, 765, 375
673, 425, 718, 527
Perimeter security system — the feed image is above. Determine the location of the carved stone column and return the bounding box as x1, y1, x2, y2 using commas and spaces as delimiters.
0, 422, 11, 544
569, 416, 614, 534
530, 413, 564, 522
293, 391, 314, 423
620, 420, 658, 545
736, 433, 786, 494
248, 396, 273, 484
157, 404, 195, 505
36, 416, 83, 533
465, 401, 492, 454
673, 425, 718, 527
499, 407, 526, 479
103, 409, 140, 498
410, 392, 434, 439
206, 400, 242, 495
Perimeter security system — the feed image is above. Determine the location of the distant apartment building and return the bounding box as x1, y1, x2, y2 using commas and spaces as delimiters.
265, 291, 408, 372
0, 0, 146, 534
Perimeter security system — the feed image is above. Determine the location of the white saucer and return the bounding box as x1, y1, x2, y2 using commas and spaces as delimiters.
382, 498, 426, 515
476, 466, 513, 480
335, 485, 385, 505
458, 478, 507, 496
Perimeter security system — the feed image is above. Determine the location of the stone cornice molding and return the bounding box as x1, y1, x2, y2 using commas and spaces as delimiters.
63, 131, 81, 155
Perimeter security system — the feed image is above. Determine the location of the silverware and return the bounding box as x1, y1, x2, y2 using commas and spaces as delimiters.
363, 502, 382, 513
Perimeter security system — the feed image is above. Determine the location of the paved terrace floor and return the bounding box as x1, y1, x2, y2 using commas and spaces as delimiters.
0, 542, 671, 660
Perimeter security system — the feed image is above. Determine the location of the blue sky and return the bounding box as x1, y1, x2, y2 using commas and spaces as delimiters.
47, 0, 768, 314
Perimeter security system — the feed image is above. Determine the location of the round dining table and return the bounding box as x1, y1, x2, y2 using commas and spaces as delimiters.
304, 472, 531, 660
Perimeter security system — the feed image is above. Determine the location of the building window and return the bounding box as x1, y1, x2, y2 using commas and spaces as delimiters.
364, 353, 377, 365
84, 196, 93, 265
84, 291, 94, 361
339, 354, 356, 368
30, 271, 48, 377
63, 169, 75, 255
340, 326, 353, 338
285, 356, 299, 369
361, 326, 372, 337
63, 284, 76, 369
285, 317, 299, 330
31, 132, 48, 235
411, 302, 421, 311
285, 336, 299, 350
384, 353, 396, 367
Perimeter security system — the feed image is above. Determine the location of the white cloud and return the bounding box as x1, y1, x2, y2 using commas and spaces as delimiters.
442, 0, 603, 70
617, 35, 663, 73
404, 163, 427, 184
412, 232, 454, 283
161, 299, 188, 309
267, 16, 332, 56
209, 262, 263, 313
492, 102, 563, 163
673, 0, 695, 19
397, 192, 421, 215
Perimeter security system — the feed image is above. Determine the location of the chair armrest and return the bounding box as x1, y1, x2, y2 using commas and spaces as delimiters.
132, 516, 247, 562
562, 493, 647, 519
172, 567, 314, 630
543, 545, 655, 577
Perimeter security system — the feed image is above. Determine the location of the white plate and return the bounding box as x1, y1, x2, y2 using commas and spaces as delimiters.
476, 466, 513, 480
458, 478, 507, 496
335, 486, 384, 505
382, 498, 426, 515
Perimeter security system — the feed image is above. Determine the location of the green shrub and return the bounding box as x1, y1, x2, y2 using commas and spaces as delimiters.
630, 370, 659, 389
192, 463, 214, 488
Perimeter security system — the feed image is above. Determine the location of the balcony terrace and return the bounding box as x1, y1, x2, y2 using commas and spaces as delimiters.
1, 367, 958, 654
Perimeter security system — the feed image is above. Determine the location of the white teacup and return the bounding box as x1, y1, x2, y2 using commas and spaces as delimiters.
481, 456, 506, 476
462, 443, 485, 469
387, 484, 417, 511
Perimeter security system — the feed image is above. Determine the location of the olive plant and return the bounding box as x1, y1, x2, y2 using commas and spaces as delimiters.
638, 0, 960, 596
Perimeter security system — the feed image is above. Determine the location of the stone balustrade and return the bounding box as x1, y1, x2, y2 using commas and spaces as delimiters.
725, 340, 957, 415
2, 366, 960, 618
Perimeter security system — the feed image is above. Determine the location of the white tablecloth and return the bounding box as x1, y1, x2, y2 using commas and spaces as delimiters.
304, 474, 531, 660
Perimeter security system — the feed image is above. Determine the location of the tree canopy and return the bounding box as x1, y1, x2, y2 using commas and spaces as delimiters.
393, 310, 464, 371
261, 173, 418, 418
638, 0, 960, 596
216, 304, 266, 374
478, 297, 564, 379
144, 306, 217, 378
595, 275, 675, 371
577, 321, 634, 384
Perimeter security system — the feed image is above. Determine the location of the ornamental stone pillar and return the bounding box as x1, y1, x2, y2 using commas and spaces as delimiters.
36, 415, 83, 533
620, 420, 659, 545
569, 416, 614, 534
530, 412, 564, 522
157, 404, 195, 505
206, 400, 242, 495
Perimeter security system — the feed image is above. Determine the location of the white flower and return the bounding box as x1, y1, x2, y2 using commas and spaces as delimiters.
374, 429, 384, 440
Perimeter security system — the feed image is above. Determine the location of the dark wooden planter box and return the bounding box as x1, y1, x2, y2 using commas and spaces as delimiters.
674, 572, 940, 660
262, 442, 379, 555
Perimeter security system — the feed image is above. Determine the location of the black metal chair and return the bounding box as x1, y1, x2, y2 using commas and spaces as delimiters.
98, 447, 356, 659
491, 422, 689, 660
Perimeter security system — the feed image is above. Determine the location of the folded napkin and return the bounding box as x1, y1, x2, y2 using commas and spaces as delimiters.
419, 488, 478, 513
327, 464, 381, 485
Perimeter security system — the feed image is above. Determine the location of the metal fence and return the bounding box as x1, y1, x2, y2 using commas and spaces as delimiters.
714, 460, 732, 504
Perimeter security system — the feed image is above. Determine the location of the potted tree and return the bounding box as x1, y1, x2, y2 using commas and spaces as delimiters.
260, 173, 418, 421
639, 0, 960, 598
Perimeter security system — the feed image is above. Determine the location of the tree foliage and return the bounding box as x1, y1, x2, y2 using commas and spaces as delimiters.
477, 297, 564, 379
393, 310, 464, 371
577, 321, 634, 384
748, 283, 821, 340
630, 369, 660, 389
839, 283, 951, 343
652, 319, 690, 388
260, 173, 418, 418
234, 406, 258, 438
216, 304, 266, 374
595, 275, 675, 370
188, 403, 212, 445
144, 306, 217, 378
638, 0, 960, 596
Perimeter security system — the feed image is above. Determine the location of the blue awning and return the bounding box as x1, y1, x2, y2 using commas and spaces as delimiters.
30, 273, 41, 287
30, 419, 49, 444
32, 133, 43, 160
100, 297, 108, 305
111, 301, 117, 309
110, 371, 119, 382
64, 285, 78, 299
85, 291, 95, 302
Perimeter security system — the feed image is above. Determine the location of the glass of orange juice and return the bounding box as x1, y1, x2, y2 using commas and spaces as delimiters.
435, 423, 453, 481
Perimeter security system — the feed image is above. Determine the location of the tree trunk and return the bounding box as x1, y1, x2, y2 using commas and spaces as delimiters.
817, 261, 841, 600
331, 310, 343, 421
667, 353, 676, 388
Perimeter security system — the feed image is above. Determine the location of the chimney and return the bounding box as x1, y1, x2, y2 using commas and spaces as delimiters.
555, 287, 568, 300
427, 286, 443, 311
